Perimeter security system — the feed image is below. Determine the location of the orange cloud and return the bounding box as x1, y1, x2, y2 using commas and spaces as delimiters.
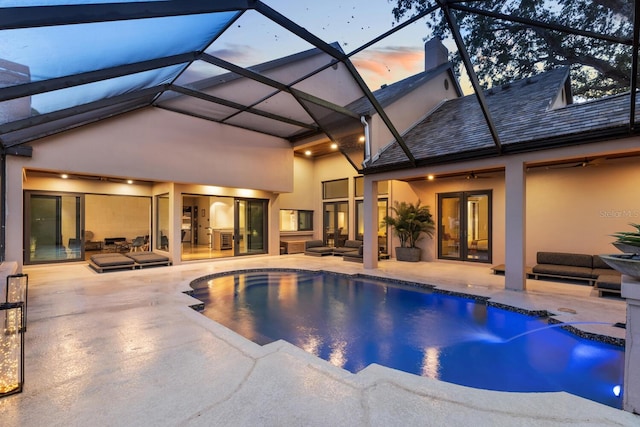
352, 46, 424, 89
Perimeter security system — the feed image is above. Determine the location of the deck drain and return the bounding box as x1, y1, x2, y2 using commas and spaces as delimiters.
557, 307, 577, 314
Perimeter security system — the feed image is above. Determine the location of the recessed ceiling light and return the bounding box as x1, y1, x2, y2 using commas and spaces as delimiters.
427, 175, 435, 181
359, 136, 365, 142
61, 174, 68, 179
304, 150, 312, 156
127, 179, 133, 184
330, 143, 338, 149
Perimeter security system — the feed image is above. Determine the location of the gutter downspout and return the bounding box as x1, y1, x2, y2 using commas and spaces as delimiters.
361, 115, 370, 166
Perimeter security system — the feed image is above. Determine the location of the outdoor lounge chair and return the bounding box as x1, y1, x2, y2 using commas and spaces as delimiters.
332, 239, 363, 256
304, 240, 333, 256
126, 252, 171, 268
89, 253, 136, 273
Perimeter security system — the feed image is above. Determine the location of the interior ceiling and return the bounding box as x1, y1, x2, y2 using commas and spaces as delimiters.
0, 1, 638, 168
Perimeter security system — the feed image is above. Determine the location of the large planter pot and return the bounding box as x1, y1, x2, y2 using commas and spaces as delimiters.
395, 247, 421, 262
599, 254, 640, 280
612, 242, 640, 254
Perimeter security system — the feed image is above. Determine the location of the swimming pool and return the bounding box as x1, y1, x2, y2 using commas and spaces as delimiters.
190, 269, 624, 408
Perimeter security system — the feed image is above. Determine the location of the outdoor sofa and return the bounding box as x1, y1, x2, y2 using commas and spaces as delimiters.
331, 240, 363, 256
304, 239, 364, 257
530, 251, 621, 295
304, 240, 334, 256
342, 245, 364, 262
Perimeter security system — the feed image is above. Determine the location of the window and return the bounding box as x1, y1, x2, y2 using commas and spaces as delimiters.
354, 177, 388, 197
280, 209, 313, 232
322, 178, 348, 199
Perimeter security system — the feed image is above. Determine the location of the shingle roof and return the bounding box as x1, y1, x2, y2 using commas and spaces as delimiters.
347, 63, 459, 116
368, 67, 638, 170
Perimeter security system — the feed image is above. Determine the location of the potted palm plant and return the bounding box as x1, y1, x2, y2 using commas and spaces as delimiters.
382, 200, 435, 262
611, 223, 640, 255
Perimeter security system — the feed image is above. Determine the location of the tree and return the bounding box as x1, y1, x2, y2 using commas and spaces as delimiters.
391, 0, 633, 99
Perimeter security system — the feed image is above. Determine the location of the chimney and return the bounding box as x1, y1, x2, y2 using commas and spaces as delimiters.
0, 59, 31, 124
424, 38, 448, 72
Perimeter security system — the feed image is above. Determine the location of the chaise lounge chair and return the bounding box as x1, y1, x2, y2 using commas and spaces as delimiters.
126, 252, 171, 268
90, 252, 171, 273
89, 253, 136, 273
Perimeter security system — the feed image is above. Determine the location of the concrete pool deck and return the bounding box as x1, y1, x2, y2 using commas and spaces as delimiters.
1, 255, 639, 426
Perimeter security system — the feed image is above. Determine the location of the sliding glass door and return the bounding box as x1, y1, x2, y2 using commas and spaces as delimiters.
25, 192, 83, 264
438, 191, 492, 262
235, 198, 268, 256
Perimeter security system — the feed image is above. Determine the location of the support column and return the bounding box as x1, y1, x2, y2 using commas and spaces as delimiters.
622, 276, 640, 413
504, 158, 526, 291
363, 176, 378, 269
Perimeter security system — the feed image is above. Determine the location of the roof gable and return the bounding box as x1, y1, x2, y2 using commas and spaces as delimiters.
367, 67, 615, 169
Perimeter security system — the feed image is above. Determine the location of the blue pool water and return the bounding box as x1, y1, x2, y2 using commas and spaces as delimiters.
191, 270, 624, 408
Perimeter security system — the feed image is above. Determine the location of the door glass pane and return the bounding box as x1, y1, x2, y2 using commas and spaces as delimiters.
355, 199, 387, 252
246, 201, 265, 253
156, 194, 169, 251
356, 200, 364, 241
378, 199, 388, 255
28, 194, 81, 263
236, 199, 267, 256
466, 194, 490, 261
324, 203, 336, 246
440, 195, 461, 259
324, 201, 348, 247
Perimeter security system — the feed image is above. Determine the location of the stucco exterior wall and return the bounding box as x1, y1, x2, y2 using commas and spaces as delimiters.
6, 108, 294, 266
278, 156, 316, 210
369, 71, 458, 157
14, 108, 294, 192
372, 144, 640, 268
525, 156, 640, 266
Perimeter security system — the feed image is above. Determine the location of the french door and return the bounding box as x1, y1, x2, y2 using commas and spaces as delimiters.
24, 192, 83, 264
438, 191, 492, 262
323, 201, 348, 247
234, 198, 268, 256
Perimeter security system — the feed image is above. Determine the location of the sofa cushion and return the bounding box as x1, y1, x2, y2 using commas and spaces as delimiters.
531, 264, 593, 279
593, 268, 620, 278
592, 255, 614, 270
595, 274, 621, 291
536, 252, 593, 268
343, 240, 363, 248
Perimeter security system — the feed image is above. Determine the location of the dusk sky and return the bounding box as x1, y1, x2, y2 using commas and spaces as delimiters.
209, 0, 458, 92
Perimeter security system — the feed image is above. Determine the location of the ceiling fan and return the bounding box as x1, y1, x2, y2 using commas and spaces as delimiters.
465, 171, 492, 180
552, 157, 607, 169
